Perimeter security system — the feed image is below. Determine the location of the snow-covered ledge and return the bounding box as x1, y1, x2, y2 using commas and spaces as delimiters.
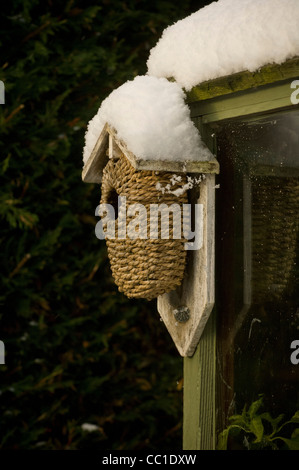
147, 0, 299, 92
82, 75, 219, 184
82, 122, 219, 184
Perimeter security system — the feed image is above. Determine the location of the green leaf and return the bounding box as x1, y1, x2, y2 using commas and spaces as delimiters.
260, 412, 284, 435
228, 413, 249, 432
278, 429, 299, 450
250, 416, 264, 442
290, 411, 299, 424
217, 429, 230, 450
1, 154, 11, 174
248, 396, 264, 419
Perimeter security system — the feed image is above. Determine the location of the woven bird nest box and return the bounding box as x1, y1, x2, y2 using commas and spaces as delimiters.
82, 123, 219, 301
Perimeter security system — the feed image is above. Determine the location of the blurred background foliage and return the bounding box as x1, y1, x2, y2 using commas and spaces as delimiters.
0, 0, 212, 450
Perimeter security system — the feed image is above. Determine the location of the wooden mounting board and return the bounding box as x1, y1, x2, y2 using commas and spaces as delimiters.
157, 174, 216, 357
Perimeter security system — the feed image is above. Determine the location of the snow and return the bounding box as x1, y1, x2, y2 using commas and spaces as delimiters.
147, 0, 299, 91
81, 423, 99, 432
83, 76, 210, 162
83, 0, 299, 166
156, 174, 205, 197
83, 75, 210, 164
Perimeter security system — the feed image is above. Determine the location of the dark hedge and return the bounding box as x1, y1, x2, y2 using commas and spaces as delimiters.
0, 0, 212, 450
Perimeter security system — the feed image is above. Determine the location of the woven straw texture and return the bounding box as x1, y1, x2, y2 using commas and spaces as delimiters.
100, 153, 188, 300
251, 176, 298, 303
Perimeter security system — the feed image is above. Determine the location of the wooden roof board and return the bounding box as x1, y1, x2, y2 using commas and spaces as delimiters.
187, 56, 299, 103
82, 123, 109, 184
82, 123, 219, 184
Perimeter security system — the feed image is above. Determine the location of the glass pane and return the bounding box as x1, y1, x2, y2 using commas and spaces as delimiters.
215, 109, 299, 450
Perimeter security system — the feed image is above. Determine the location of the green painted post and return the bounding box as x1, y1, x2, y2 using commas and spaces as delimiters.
183, 311, 216, 450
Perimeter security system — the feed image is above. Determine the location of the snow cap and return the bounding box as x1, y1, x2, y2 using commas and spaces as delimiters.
147, 0, 299, 90
83, 75, 210, 165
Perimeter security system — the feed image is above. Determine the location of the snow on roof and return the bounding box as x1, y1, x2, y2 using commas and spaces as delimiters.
83, 75, 211, 165
84, 0, 299, 167
147, 0, 299, 91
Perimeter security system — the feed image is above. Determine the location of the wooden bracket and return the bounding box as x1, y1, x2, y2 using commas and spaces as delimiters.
157, 174, 216, 357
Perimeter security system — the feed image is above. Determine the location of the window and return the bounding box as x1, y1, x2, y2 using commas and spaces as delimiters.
214, 109, 299, 446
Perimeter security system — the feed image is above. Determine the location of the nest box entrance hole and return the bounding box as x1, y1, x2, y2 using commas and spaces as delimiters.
107, 187, 119, 219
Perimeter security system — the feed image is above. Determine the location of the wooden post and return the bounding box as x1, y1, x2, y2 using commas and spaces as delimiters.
183, 311, 216, 450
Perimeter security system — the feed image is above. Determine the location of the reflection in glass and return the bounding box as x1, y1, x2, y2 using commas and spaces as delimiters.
215, 110, 299, 445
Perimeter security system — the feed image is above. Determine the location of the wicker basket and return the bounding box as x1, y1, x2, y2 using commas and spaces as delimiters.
100, 153, 188, 300
251, 176, 299, 303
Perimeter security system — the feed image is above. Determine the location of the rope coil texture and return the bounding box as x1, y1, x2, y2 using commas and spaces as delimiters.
100, 153, 188, 300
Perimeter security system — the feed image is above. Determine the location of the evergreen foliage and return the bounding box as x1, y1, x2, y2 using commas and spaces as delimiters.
0, 0, 212, 450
